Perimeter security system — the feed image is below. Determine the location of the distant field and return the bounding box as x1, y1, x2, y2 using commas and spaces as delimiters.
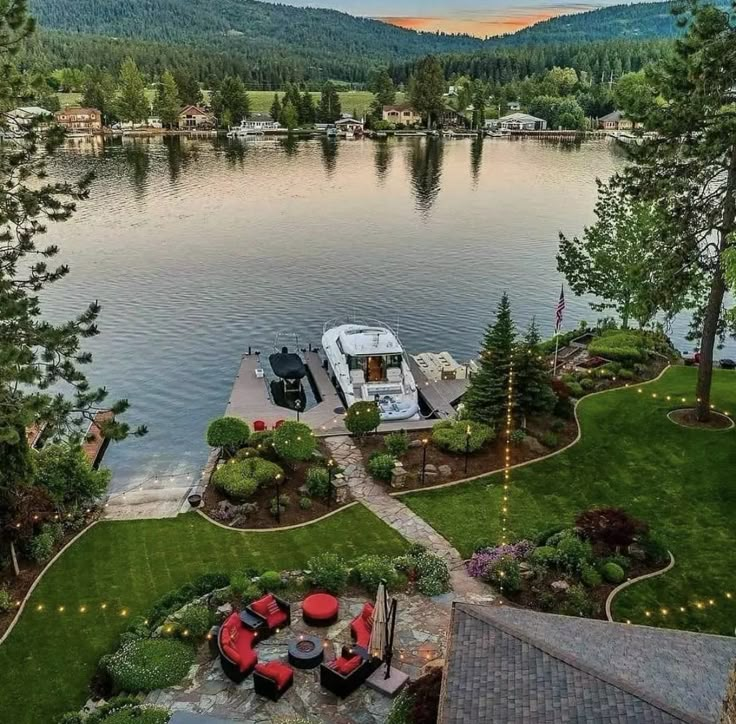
56, 90, 404, 118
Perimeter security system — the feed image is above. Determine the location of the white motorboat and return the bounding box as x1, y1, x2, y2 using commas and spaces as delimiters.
321, 320, 421, 422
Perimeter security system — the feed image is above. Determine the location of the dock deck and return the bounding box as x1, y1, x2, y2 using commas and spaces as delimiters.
226, 350, 468, 436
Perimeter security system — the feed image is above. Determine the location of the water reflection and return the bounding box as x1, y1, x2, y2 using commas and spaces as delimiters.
280, 134, 299, 158
124, 140, 150, 197
164, 136, 193, 183
320, 136, 339, 175
373, 139, 393, 183
407, 138, 444, 215
470, 135, 484, 186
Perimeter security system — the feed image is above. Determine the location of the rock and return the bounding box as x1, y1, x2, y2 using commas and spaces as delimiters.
217, 500, 234, 513
628, 543, 646, 561
216, 603, 233, 617
409, 439, 423, 448
519, 562, 534, 579
438, 464, 452, 478
424, 464, 438, 473
521, 435, 547, 456
390, 471, 407, 489
551, 580, 570, 592
297, 485, 309, 496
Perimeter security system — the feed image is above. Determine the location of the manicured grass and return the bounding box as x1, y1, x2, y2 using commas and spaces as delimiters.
0, 506, 407, 724
404, 367, 736, 636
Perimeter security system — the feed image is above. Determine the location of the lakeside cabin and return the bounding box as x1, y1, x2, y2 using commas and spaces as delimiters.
55, 107, 102, 134
598, 110, 643, 131
335, 117, 364, 135
485, 112, 547, 132
241, 112, 281, 131
177, 105, 215, 131
382, 104, 421, 126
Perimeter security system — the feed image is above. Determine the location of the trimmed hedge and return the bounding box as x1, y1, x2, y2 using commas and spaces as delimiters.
206, 417, 250, 454
345, 401, 381, 436
431, 420, 494, 454
272, 421, 316, 461
212, 457, 283, 500
588, 330, 648, 364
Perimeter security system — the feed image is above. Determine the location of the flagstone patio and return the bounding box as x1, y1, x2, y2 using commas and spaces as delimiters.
144, 594, 450, 723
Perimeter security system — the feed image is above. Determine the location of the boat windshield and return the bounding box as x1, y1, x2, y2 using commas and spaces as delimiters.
346, 354, 403, 382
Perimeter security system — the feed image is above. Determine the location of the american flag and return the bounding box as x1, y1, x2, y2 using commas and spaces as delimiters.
555, 285, 565, 333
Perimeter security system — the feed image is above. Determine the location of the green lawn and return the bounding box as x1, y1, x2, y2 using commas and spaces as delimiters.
0, 506, 407, 724
404, 366, 736, 636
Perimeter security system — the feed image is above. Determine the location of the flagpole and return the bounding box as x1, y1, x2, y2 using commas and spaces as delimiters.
553, 284, 565, 378
553, 332, 560, 378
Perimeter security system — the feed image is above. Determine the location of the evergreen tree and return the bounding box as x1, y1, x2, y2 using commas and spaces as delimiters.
280, 100, 298, 130
299, 90, 316, 125
115, 56, 149, 123
317, 81, 341, 123
408, 55, 445, 128
269, 92, 282, 122
514, 319, 556, 420
368, 67, 396, 118
210, 75, 250, 126
463, 294, 516, 427
81, 65, 117, 124
172, 69, 203, 106
154, 69, 181, 128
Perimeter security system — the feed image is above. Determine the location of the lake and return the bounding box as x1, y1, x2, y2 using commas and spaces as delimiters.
42, 134, 693, 492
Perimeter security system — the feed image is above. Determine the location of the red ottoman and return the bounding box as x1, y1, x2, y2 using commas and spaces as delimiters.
302, 593, 339, 626
254, 661, 293, 701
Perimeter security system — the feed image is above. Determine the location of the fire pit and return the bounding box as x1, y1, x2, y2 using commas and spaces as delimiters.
288, 634, 324, 669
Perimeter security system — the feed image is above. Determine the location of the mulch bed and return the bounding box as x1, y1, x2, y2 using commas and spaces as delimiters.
355, 417, 578, 492
202, 450, 349, 529
0, 518, 97, 639
668, 408, 733, 430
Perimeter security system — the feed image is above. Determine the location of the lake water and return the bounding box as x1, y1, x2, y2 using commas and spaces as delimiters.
42, 134, 695, 492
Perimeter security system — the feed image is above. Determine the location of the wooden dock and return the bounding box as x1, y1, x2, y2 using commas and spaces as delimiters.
226, 350, 469, 436
82, 410, 114, 468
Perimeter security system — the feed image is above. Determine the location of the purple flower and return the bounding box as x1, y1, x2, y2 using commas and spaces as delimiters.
466, 540, 535, 579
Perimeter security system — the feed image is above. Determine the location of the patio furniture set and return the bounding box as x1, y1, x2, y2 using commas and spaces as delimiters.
216, 591, 382, 700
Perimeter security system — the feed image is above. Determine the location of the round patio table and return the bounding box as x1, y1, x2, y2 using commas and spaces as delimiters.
288, 635, 324, 669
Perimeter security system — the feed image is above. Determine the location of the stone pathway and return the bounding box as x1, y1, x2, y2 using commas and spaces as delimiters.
146, 594, 450, 723
324, 436, 493, 604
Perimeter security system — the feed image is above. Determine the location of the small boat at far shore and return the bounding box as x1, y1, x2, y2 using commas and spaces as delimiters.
321, 319, 420, 422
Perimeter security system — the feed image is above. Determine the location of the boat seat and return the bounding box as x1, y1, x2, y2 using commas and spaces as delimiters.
386, 367, 402, 383
350, 370, 366, 386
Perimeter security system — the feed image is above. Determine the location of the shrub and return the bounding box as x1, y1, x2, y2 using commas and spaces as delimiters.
431, 420, 494, 454
553, 532, 592, 574
147, 573, 228, 627
58, 697, 171, 724
554, 395, 575, 420
351, 554, 400, 592
467, 540, 535, 578
270, 494, 290, 516
414, 551, 451, 597
305, 466, 330, 498
0, 588, 11, 613
580, 563, 602, 588
483, 555, 522, 593
619, 368, 634, 380
206, 417, 250, 455
510, 429, 526, 445
174, 604, 211, 639
272, 421, 316, 462
601, 554, 630, 572
258, 570, 284, 591
549, 419, 566, 433
533, 524, 566, 546
580, 377, 595, 391
28, 529, 55, 563
575, 507, 645, 549
307, 552, 349, 593
530, 545, 557, 568
102, 638, 194, 693
639, 531, 669, 565
230, 573, 260, 603
344, 401, 381, 436
538, 431, 558, 449
601, 562, 626, 583
247, 430, 274, 452
299, 496, 312, 510
556, 584, 599, 617
588, 329, 648, 364
567, 382, 584, 398
367, 453, 396, 482
385, 431, 410, 457
212, 457, 283, 500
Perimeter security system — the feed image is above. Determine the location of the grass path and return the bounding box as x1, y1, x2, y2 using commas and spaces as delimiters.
404, 366, 736, 636
0, 506, 407, 724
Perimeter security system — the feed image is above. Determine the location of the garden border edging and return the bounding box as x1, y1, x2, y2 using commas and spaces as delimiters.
391, 365, 672, 498
605, 551, 675, 622
0, 521, 100, 647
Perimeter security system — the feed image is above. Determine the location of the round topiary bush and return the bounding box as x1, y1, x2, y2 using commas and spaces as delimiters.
272, 421, 316, 462
206, 417, 250, 456
212, 457, 283, 500
431, 420, 494, 454
103, 638, 195, 693
367, 453, 396, 482
344, 401, 381, 436
601, 561, 626, 584
258, 570, 283, 592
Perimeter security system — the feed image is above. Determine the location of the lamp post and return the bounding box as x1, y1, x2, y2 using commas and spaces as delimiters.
295, 398, 302, 423
421, 438, 429, 484
327, 458, 334, 507
274, 473, 282, 524
464, 424, 471, 475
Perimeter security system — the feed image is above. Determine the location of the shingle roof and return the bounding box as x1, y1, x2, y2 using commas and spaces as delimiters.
600, 110, 625, 122
439, 604, 736, 724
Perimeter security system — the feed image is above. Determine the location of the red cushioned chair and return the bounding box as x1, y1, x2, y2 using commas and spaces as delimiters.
320, 647, 376, 699
350, 602, 374, 650
253, 420, 267, 432
273, 419, 286, 429
254, 660, 294, 701
246, 593, 291, 638
218, 611, 259, 682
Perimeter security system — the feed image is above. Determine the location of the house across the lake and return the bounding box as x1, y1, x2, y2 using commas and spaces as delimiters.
599, 110, 643, 131
242, 112, 280, 131
55, 107, 102, 133
335, 117, 364, 134
382, 104, 421, 126
178, 105, 215, 131
486, 112, 547, 131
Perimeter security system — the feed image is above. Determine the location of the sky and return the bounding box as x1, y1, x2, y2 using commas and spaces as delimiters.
287, 0, 628, 37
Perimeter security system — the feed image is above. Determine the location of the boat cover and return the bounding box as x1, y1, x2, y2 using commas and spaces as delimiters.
269, 352, 306, 380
